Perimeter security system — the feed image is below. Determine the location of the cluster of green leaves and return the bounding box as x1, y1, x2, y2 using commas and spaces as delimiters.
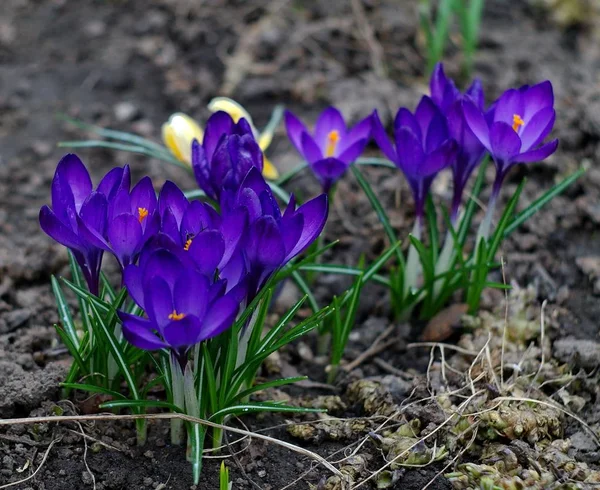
419, 0, 485, 77
351, 161, 584, 320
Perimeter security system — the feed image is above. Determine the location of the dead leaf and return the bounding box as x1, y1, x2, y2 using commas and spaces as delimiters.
420, 304, 469, 342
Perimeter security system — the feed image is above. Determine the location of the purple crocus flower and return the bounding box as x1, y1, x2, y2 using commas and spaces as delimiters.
157, 181, 249, 292
191, 111, 263, 202
39, 154, 128, 295
430, 63, 487, 221
285, 107, 372, 193
371, 97, 458, 225
82, 170, 160, 270
224, 167, 328, 301
118, 247, 239, 365
463, 80, 558, 204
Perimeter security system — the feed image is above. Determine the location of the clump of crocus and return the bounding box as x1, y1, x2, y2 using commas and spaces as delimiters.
430, 63, 487, 223
162, 97, 279, 179
39, 154, 129, 295
463, 80, 558, 238
118, 247, 239, 367
84, 172, 160, 270
285, 107, 372, 193
192, 111, 264, 202
223, 167, 329, 302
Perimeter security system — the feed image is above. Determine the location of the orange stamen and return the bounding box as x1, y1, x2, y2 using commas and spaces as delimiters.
184, 238, 193, 251
168, 310, 186, 321
325, 130, 340, 157
137, 207, 149, 223
512, 114, 525, 132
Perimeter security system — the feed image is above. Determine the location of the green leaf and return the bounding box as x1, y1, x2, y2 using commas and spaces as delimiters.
51, 275, 79, 349
210, 402, 324, 421
89, 302, 142, 402
297, 263, 391, 287
290, 270, 319, 313
275, 162, 308, 186
504, 168, 584, 237
57, 113, 170, 154
58, 140, 187, 169
60, 383, 126, 400
99, 399, 182, 412
355, 157, 397, 169
230, 376, 308, 405
351, 165, 404, 266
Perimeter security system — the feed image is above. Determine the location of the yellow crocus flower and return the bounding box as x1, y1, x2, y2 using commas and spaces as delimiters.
161, 113, 204, 166
161, 98, 279, 179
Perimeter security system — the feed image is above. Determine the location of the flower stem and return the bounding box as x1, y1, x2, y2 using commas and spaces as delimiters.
169, 353, 185, 446
477, 172, 502, 242
404, 219, 422, 299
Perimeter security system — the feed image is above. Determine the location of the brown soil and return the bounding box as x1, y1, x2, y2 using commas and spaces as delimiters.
1, 0, 599, 489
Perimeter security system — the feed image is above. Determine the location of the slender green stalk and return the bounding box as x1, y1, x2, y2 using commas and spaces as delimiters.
170, 354, 185, 445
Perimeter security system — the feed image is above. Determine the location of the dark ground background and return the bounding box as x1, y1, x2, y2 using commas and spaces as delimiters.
1, 0, 600, 489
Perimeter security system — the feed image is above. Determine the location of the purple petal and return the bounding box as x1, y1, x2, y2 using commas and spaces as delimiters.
519, 107, 556, 151
429, 63, 448, 107
523, 81, 554, 120
219, 208, 247, 267
490, 121, 522, 163
130, 177, 157, 216
424, 113, 450, 153
284, 110, 310, 154
492, 89, 524, 126
248, 216, 286, 267
159, 180, 189, 226
314, 107, 347, 148
394, 108, 422, 141
79, 192, 108, 236
98, 165, 129, 201
52, 154, 92, 217
371, 111, 397, 162
107, 214, 143, 268
341, 115, 372, 151
39, 206, 84, 250
336, 137, 367, 164
466, 79, 484, 109
163, 316, 202, 349
119, 311, 168, 351
142, 249, 183, 291
462, 99, 492, 151
198, 295, 239, 341
419, 139, 457, 177
284, 194, 328, 260
395, 128, 425, 178
312, 158, 348, 191
173, 270, 209, 320
144, 276, 174, 331
414, 96, 439, 136
203, 111, 234, 162
516, 139, 558, 163
187, 230, 225, 276
191, 139, 216, 200
123, 264, 146, 310
300, 132, 323, 164
181, 200, 216, 238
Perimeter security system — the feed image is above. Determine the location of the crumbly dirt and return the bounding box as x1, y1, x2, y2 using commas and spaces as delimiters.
1, 0, 599, 489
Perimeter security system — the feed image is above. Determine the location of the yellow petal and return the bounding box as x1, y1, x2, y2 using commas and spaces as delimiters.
208, 97, 254, 126
162, 123, 186, 163
262, 155, 279, 180
162, 113, 204, 165
258, 131, 273, 152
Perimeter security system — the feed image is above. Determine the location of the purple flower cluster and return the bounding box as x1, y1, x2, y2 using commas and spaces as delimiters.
41, 112, 328, 359
284, 63, 558, 229
373, 63, 558, 225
